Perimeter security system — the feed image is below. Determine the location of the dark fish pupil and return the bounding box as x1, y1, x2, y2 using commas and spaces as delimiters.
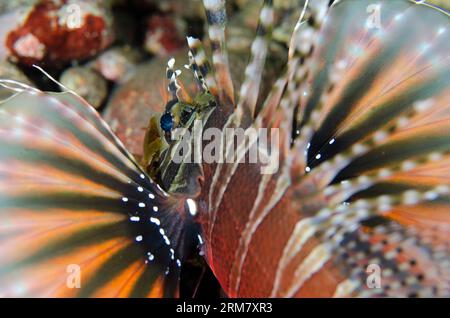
160, 112, 174, 132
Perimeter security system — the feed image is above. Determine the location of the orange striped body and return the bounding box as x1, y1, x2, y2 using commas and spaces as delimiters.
180, 0, 450, 297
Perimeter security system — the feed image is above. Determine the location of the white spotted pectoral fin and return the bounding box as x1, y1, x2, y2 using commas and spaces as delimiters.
0, 89, 186, 297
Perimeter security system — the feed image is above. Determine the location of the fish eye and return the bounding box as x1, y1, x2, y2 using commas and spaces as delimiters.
160, 112, 174, 132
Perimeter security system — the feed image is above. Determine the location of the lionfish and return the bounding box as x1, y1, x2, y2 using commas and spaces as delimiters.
0, 0, 449, 297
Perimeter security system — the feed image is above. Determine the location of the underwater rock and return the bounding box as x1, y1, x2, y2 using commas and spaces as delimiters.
0, 59, 33, 100
0, 0, 114, 66
0, 59, 32, 84
144, 15, 186, 57
60, 66, 107, 109
89, 46, 143, 83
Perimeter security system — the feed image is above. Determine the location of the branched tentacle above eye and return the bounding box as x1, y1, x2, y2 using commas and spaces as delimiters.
166, 58, 182, 102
